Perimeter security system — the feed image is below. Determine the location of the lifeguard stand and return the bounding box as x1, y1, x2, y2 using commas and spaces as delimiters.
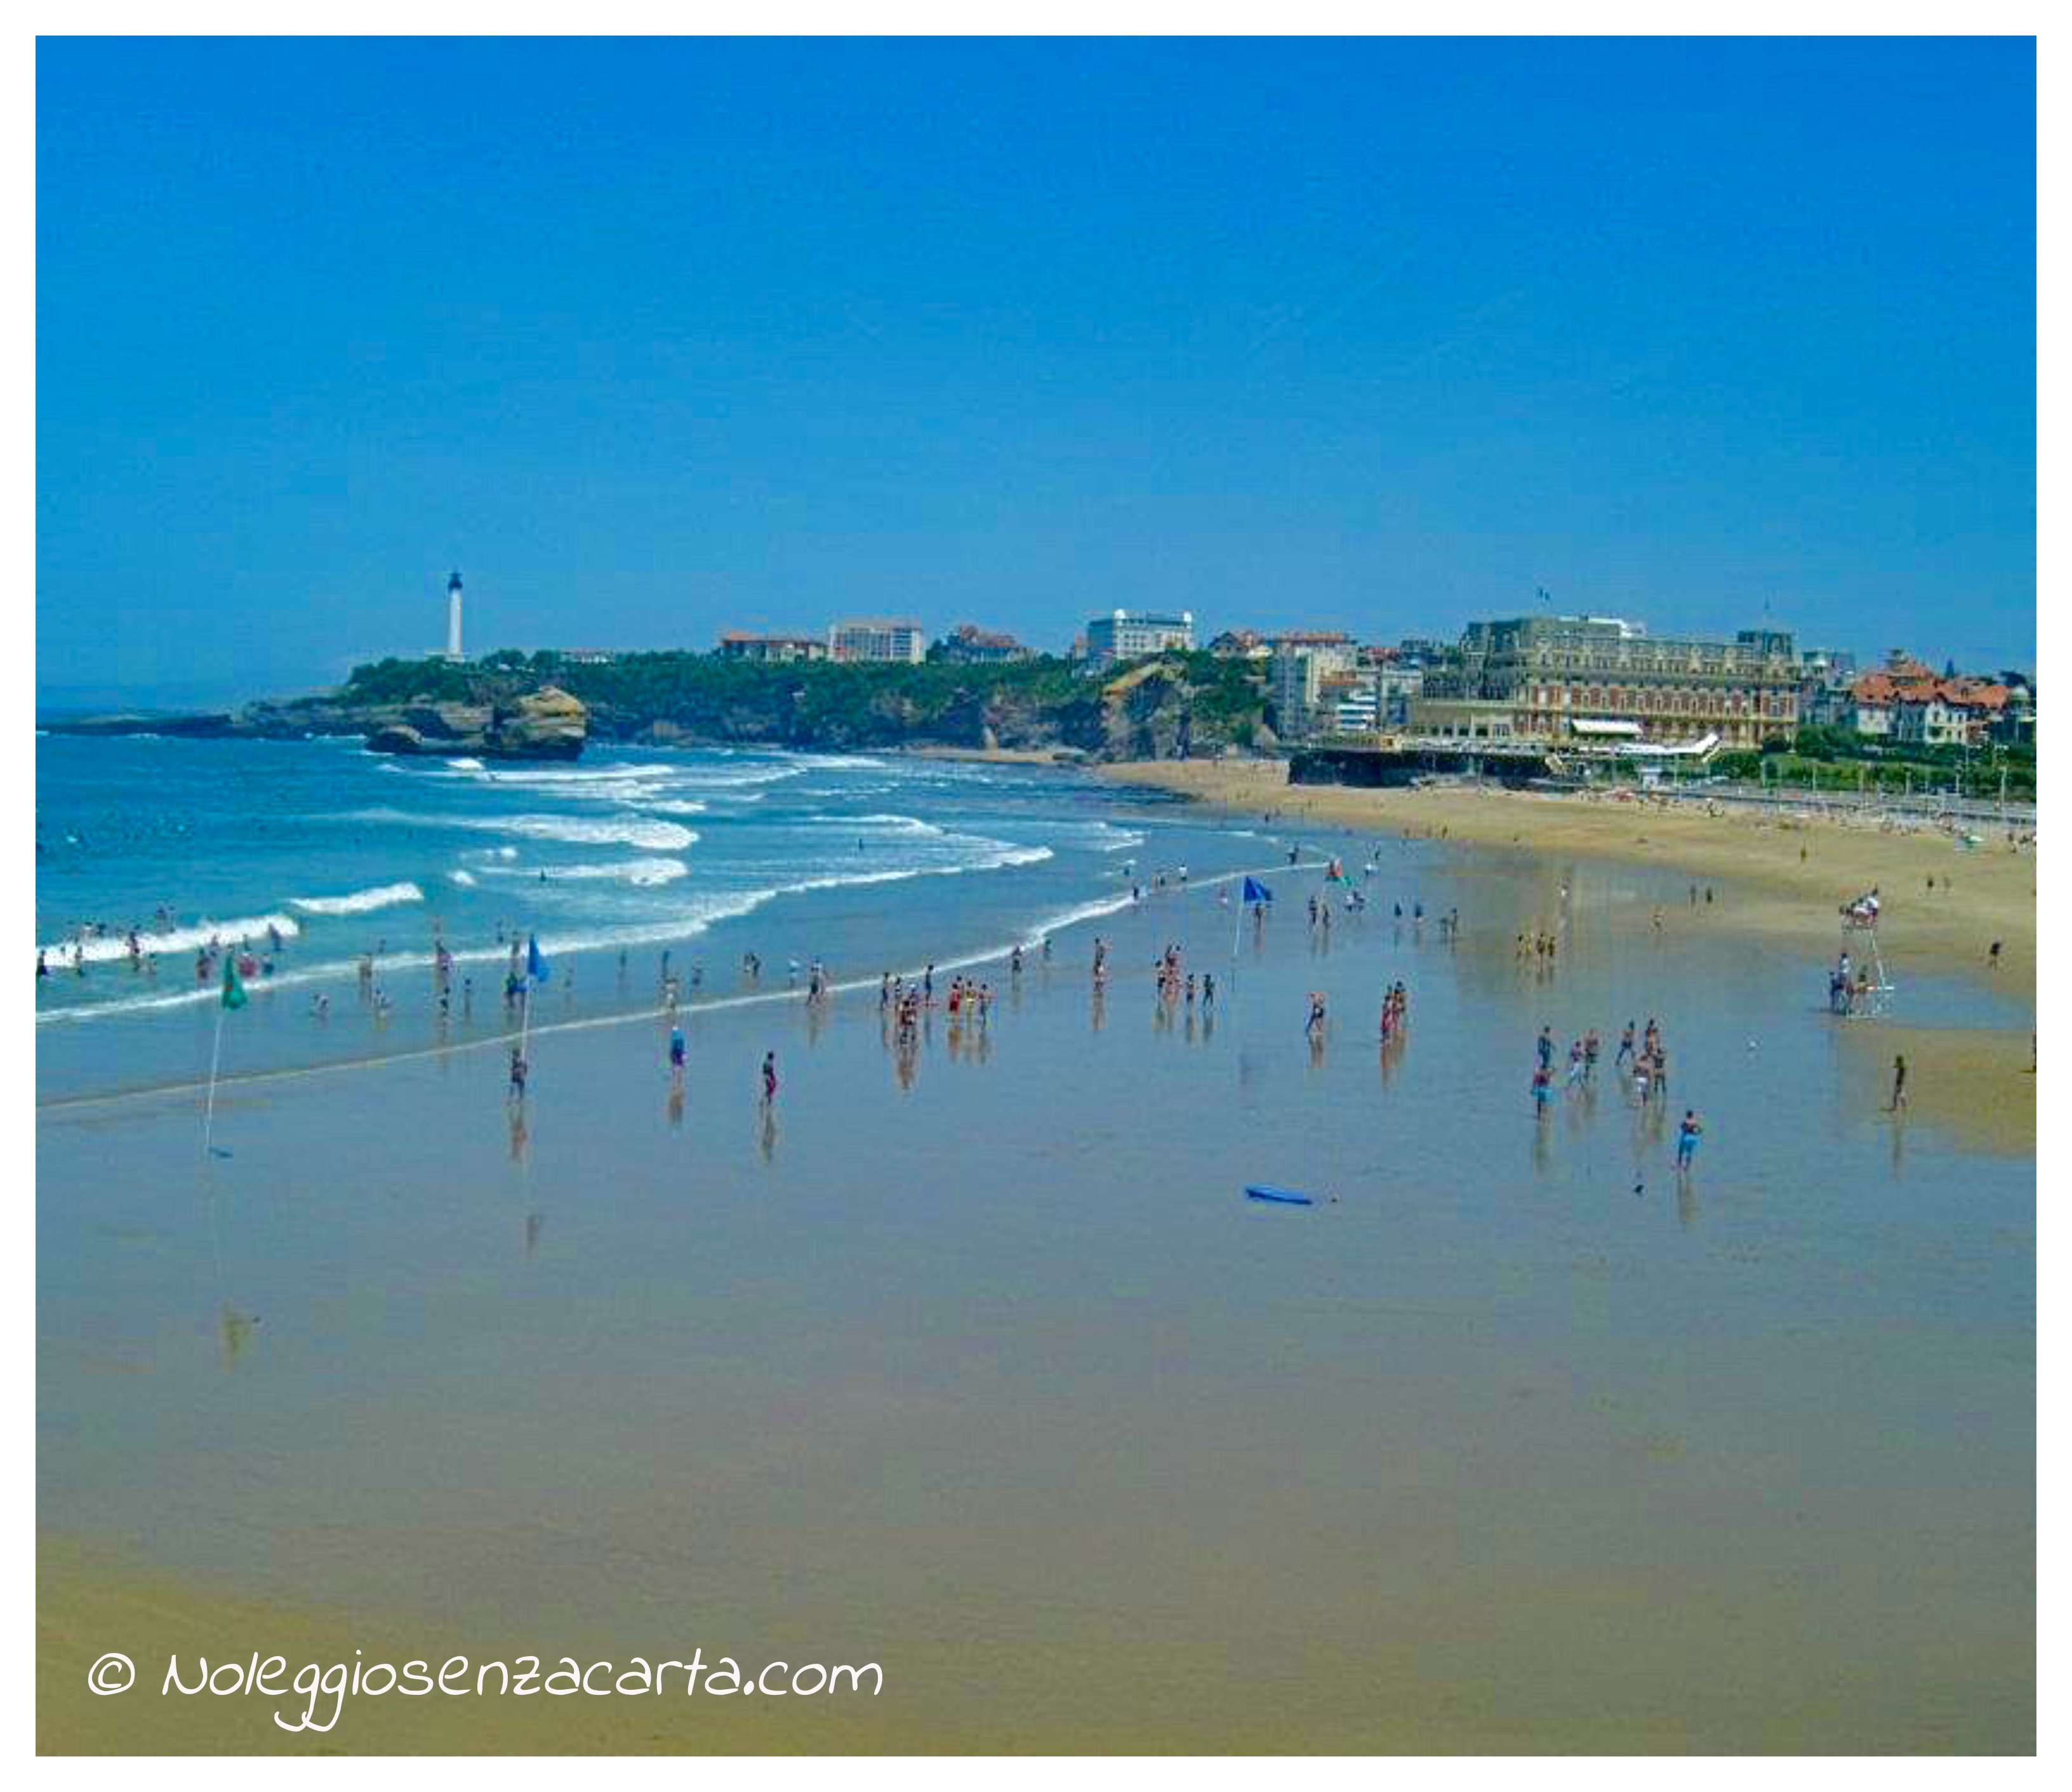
1837, 904, 1895, 1018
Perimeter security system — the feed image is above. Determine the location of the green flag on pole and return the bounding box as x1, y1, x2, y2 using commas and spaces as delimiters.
221, 956, 248, 1011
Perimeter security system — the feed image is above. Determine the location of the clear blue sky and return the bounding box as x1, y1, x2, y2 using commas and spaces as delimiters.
37, 37, 2035, 701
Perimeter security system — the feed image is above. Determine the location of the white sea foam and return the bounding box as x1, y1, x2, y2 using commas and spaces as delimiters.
778, 839, 1052, 895
342, 807, 698, 852
39, 911, 303, 966
37, 848, 1278, 1033
449, 870, 479, 887
430, 760, 677, 785
655, 763, 806, 790
480, 857, 688, 887
291, 881, 427, 917
811, 812, 946, 838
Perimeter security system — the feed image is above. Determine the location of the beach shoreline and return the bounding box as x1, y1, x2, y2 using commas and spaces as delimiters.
1099, 759, 2036, 1154
38, 760, 2036, 1752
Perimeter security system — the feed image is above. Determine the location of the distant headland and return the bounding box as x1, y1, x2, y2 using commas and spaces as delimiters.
36, 649, 1270, 764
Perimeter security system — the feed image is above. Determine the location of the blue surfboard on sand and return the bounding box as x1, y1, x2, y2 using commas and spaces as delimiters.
1245, 1185, 1318, 1207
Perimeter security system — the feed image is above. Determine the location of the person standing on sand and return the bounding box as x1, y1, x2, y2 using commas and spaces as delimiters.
669, 1025, 686, 1077
1989, 940, 2003, 969
761, 1051, 779, 1105
508, 1047, 528, 1103
1890, 1054, 1908, 1112
1677, 1110, 1703, 1174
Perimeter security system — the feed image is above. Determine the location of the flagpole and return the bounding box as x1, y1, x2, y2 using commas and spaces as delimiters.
201, 1000, 226, 1159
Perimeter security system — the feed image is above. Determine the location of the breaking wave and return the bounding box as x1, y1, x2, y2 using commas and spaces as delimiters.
291, 881, 426, 917
341, 808, 698, 853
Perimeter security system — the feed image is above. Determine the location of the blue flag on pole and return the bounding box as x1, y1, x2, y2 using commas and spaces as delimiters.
1242, 877, 1273, 905
527, 934, 548, 982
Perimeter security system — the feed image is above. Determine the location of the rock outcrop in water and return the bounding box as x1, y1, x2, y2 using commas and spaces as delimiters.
364, 687, 587, 760
44, 684, 591, 761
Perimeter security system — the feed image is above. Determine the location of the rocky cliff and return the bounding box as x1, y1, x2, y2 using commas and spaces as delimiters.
43, 650, 1272, 765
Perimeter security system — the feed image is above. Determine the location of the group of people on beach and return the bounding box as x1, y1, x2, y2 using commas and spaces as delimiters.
1527, 1014, 1697, 1169
1152, 941, 1213, 1011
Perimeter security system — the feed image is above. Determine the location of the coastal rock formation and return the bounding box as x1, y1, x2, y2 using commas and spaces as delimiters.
44, 684, 590, 762
496, 686, 588, 757
44, 651, 1266, 764
366, 687, 587, 760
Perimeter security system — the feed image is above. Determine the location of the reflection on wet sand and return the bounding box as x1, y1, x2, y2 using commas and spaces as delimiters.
38, 837, 2036, 1751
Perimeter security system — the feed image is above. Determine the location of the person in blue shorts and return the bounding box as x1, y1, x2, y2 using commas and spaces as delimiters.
1677, 1110, 1703, 1173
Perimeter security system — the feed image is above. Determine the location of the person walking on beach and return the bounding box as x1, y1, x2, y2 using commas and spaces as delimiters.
1305, 992, 1327, 1038
508, 1046, 528, 1103
1889, 1053, 1908, 1112
1616, 1022, 1635, 1070
669, 1025, 686, 1077
1537, 1026, 1555, 1072
1676, 1110, 1703, 1174
761, 1051, 779, 1106
1988, 940, 2003, 970
1532, 1063, 1553, 1113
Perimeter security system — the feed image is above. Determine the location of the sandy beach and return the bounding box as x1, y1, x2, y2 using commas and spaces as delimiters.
38, 782, 2035, 1753
1101, 760, 2036, 1156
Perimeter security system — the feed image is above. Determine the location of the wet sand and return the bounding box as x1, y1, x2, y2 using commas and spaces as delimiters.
38, 822, 2035, 1753
1103, 760, 2036, 1155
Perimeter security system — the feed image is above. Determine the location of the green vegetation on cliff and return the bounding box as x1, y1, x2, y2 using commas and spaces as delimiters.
340, 649, 1268, 759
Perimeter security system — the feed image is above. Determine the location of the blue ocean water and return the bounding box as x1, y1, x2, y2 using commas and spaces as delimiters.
34, 736, 1263, 1099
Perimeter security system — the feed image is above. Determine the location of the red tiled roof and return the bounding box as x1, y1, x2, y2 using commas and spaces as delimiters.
1851, 672, 2009, 711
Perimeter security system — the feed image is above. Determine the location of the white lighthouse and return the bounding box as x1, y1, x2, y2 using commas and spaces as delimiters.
445, 570, 464, 661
